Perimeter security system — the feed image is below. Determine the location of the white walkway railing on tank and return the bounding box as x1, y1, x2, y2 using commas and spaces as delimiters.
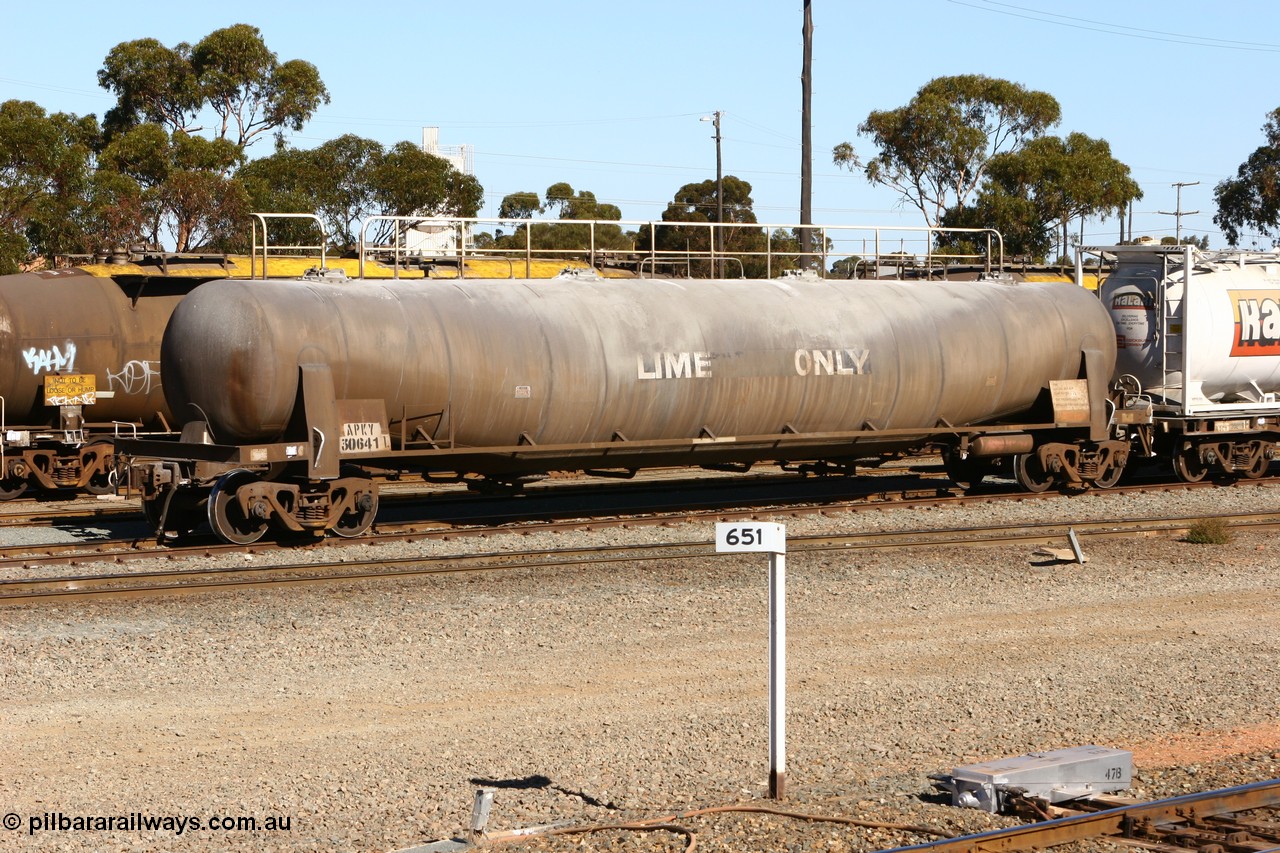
354, 215, 1004, 281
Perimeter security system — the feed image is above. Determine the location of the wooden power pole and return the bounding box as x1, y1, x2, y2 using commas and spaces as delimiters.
799, 0, 814, 269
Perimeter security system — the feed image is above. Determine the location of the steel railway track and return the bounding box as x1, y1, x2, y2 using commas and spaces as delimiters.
0, 470, 1247, 570
882, 779, 1280, 853
4, 509, 1279, 605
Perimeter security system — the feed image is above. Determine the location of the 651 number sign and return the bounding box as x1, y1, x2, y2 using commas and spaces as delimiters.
715, 522, 786, 554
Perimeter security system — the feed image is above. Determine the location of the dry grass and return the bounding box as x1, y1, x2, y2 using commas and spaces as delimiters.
1184, 517, 1233, 545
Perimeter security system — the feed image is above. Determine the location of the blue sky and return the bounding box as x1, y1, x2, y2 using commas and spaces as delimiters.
5, 0, 1280, 249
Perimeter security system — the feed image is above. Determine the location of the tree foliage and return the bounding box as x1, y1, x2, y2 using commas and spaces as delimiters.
0, 99, 99, 265
75, 24, 332, 254
1, 27, 384, 259
1215, 107, 1280, 246
80, 169, 146, 254
495, 183, 629, 254
834, 74, 1061, 227
762, 228, 832, 274
638, 176, 767, 277
1010, 133, 1142, 256
542, 182, 623, 221
829, 255, 866, 279
0, 230, 26, 275
939, 132, 1141, 263
497, 191, 542, 222
1159, 234, 1210, 249
239, 136, 483, 250
98, 24, 328, 148
98, 38, 202, 139
940, 186, 1047, 261
191, 25, 328, 148
371, 142, 484, 219
97, 126, 247, 251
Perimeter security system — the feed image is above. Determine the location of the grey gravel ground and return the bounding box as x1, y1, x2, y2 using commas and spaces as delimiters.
2, 481, 1279, 852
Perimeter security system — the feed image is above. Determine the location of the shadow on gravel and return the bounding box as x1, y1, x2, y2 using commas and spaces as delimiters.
469, 774, 552, 790
469, 774, 619, 809
917, 789, 951, 806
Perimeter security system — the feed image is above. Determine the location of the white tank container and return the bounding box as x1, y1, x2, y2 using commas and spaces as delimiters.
1101, 246, 1280, 412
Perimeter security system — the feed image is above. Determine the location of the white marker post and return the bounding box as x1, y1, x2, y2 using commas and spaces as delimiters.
715, 521, 787, 799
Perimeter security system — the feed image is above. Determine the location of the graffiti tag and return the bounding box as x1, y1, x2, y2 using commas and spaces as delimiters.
107, 360, 161, 395
23, 342, 77, 375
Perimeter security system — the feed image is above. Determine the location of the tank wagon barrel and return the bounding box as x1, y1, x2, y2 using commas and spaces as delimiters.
1088, 242, 1280, 482
0, 269, 196, 498
0, 234, 388, 500
164, 275, 1108, 445
124, 271, 1126, 543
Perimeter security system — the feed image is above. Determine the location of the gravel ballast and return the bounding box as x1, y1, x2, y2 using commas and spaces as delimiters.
2, 482, 1279, 852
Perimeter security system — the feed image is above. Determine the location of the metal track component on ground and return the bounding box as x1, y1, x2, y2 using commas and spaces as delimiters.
881, 778, 1280, 853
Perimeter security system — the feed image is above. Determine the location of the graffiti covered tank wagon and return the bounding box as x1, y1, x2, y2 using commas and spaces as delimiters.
0, 267, 199, 498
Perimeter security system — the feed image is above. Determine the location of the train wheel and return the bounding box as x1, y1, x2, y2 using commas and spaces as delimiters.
83, 475, 115, 496
1243, 448, 1271, 480
208, 469, 268, 545
1093, 459, 1125, 489
1013, 452, 1055, 493
333, 477, 378, 539
1172, 447, 1208, 483
0, 476, 28, 500
80, 441, 116, 495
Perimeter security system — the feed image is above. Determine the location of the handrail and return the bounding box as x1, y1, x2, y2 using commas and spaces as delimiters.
638, 255, 746, 279
249, 213, 327, 280
357, 215, 465, 279
350, 215, 1005, 280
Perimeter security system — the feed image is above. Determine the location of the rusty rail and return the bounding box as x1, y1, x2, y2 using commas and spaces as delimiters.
881, 779, 1280, 853
8, 508, 1280, 605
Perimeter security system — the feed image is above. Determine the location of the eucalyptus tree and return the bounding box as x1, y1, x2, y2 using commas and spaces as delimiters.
640, 176, 767, 277
0, 99, 99, 268
496, 183, 629, 254
89, 24, 330, 252
833, 74, 1061, 227
1215, 107, 1280, 246
497, 191, 543, 222
1011, 132, 1142, 260
97, 124, 248, 252
98, 24, 328, 148
238, 136, 482, 250
190, 24, 329, 149
96, 37, 202, 140
941, 132, 1141, 262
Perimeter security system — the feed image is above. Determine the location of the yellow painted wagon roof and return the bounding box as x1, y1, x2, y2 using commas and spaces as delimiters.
1023, 271, 1105, 291
75, 255, 635, 280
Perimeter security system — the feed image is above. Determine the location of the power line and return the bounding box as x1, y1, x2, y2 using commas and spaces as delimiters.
306, 110, 709, 131
0, 75, 112, 101
949, 0, 1280, 51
